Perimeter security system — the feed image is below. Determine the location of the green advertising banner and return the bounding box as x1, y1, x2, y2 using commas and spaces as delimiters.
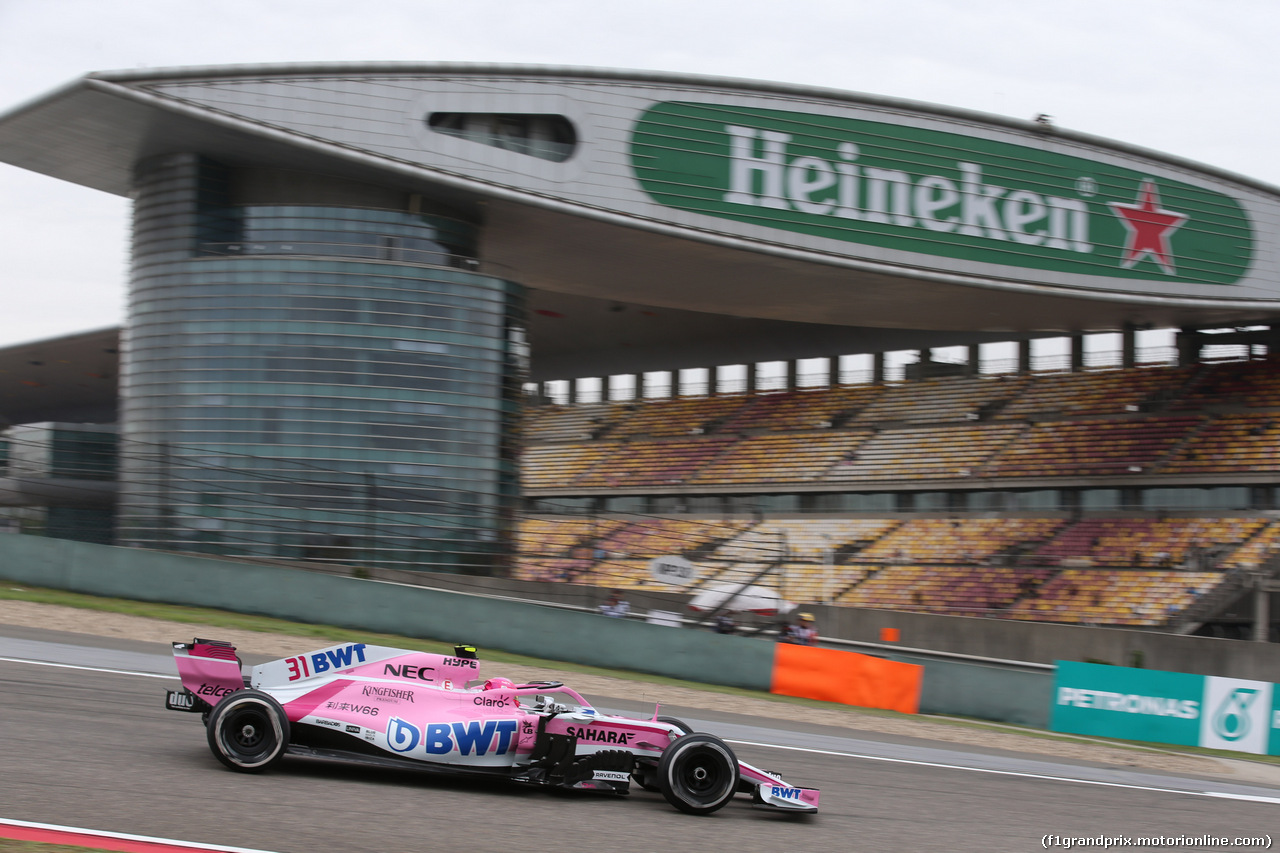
1273, 691, 1280, 757
1051, 662, 1280, 756
630, 102, 1253, 285
1052, 661, 1204, 746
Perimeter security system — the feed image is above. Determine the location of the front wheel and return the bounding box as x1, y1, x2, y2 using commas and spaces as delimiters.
656, 733, 739, 815
206, 689, 290, 772
633, 716, 695, 791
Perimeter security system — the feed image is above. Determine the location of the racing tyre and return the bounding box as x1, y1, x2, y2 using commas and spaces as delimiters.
656, 733, 739, 815
206, 689, 290, 773
658, 715, 693, 735
633, 716, 694, 792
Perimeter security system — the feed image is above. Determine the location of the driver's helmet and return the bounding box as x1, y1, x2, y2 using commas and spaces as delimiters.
483, 677, 516, 691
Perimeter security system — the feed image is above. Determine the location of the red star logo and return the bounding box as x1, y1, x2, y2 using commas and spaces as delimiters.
1108, 180, 1188, 275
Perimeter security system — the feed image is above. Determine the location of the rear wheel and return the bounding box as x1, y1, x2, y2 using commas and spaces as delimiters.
656, 733, 739, 815
206, 689, 290, 772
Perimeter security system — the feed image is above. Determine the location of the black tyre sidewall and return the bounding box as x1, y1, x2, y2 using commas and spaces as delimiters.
657, 715, 693, 735
206, 689, 290, 772
656, 733, 739, 815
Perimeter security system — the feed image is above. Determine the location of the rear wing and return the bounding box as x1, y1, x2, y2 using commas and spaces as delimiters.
167, 638, 246, 713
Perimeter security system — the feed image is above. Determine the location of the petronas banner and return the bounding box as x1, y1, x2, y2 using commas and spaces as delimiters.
631, 102, 1254, 285
1051, 661, 1280, 755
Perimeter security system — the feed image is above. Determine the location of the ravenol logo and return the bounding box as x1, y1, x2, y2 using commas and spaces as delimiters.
1212, 688, 1261, 742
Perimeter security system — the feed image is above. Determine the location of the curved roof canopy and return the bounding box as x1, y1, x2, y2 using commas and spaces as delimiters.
2, 63, 1278, 368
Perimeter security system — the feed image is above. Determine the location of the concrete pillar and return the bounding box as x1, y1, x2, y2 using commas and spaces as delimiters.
829, 355, 843, 386
787, 359, 800, 391
1070, 332, 1085, 372
1254, 575, 1271, 643
873, 352, 886, 384
1122, 324, 1137, 369
1177, 330, 1202, 366
966, 344, 979, 376
1267, 325, 1280, 357
1018, 340, 1032, 374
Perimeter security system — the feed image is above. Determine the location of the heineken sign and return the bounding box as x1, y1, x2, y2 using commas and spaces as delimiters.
630, 102, 1253, 284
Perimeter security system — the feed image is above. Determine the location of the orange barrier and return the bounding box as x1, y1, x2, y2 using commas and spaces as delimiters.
770, 644, 923, 714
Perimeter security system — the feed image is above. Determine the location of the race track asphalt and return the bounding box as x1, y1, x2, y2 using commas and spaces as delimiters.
1, 625, 1277, 853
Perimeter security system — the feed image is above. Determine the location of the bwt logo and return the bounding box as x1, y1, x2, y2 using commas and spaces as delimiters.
312, 644, 367, 672
285, 644, 368, 681
385, 717, 518, 756
771, 786, 802, 800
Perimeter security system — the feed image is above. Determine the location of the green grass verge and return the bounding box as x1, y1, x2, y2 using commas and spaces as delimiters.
3, 583, 1278, 767
0, 842, 111, 853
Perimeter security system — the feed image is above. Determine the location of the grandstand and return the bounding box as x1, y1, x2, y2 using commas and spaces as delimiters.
1, 63, 1278, 644
516, 352, 1280, 638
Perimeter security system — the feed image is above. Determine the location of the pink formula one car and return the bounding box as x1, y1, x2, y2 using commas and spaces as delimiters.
166, 639, 819, 816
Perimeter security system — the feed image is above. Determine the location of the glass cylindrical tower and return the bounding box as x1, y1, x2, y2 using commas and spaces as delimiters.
118, 154, 525, 572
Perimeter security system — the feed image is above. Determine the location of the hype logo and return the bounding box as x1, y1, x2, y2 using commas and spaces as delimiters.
387, 717, 421, 753
1212, 688, 1260, 742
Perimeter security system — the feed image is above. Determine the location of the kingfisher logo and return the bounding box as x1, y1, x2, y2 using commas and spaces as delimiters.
631, 102, 1252, 285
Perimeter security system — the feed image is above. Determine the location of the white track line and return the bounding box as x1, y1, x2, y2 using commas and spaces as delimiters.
726, 738, 1280, 805
0, 655, 175, 679
0, 817, 278, 852
7, 654, 1278, 807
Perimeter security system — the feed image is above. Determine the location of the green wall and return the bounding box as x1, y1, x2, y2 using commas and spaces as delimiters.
0, 534, 1048, 724
0, 534, 775, 690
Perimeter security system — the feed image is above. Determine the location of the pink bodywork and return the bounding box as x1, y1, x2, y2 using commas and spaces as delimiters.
173, 640, 245, 706
173, 640, 819, 811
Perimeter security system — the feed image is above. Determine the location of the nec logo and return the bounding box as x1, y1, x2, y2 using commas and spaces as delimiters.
771, 786, 802, 800
384, 663, 434, 682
